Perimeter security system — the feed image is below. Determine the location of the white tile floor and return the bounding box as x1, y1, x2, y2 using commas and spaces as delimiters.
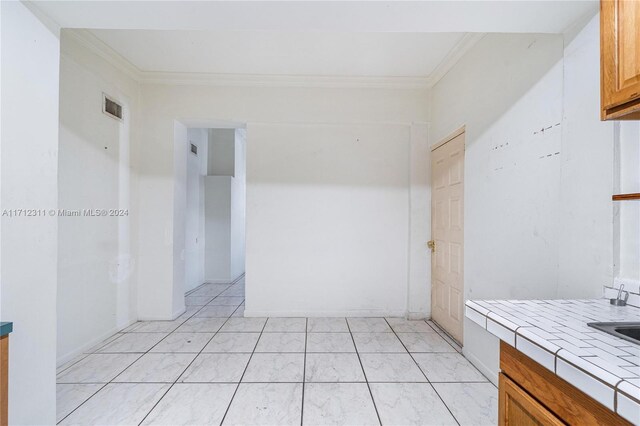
56, 278, 498, 425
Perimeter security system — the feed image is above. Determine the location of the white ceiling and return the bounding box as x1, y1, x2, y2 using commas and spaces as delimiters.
37, 0, 597, 81
33, 1, 597, 34
87, 30, 466, 77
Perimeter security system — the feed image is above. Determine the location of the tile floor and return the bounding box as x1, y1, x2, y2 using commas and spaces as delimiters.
57, 278, 497, 425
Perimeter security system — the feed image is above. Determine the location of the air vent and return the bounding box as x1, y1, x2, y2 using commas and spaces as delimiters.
190, 143, 198, 155
102, 94, 123, 121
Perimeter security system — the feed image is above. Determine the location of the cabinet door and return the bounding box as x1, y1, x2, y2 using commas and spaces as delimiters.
499, 373, 564, 426
601, 0, 640, 119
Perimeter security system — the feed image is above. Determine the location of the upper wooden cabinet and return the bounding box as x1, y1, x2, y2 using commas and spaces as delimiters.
601, 0, 640, 120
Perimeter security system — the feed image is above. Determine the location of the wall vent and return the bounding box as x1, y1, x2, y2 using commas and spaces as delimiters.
102, 94, 123, 121
190, 143, 198, 156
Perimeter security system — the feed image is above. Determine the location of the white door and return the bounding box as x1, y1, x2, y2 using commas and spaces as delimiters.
430, 131, 465, 343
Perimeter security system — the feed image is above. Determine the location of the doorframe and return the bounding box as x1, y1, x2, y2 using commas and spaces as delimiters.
430, 126, 465, 153
429, 125, 466, 345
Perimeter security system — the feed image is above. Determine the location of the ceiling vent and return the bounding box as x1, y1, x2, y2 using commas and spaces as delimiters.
103, 94, 123, 121
190, 143, 198, 156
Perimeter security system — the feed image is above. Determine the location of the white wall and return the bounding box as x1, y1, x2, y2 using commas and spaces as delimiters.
185, 128, 208, 293
432, 33, 565, 381
208, 128, 236, 176
0, 2, 59, 423
245, 123, 410, 316
407, 123, 431, 319
136, 101, 173, 319
230, 129, 246, 280
557, 17, 616, 298
616, 123, 640, 283
431, 16, 633, 383
137, 84, 429, 318
205, 176, 232, 282
57, 30, 139, 364
432, 33, 565, 300
172, 121, 188, 317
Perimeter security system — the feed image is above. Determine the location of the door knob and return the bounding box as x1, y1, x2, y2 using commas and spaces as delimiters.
427, 240, 436, 252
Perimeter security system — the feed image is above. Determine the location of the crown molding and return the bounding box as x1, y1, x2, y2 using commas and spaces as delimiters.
138, 71, 431, 90
63, 28, 432, 89
428, 33, 486, 87
64, 29, 143, 82
23, 1, 61, 36
64, 28, 481, 90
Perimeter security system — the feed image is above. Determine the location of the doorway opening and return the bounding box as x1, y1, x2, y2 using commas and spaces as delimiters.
181, 126, 247, 304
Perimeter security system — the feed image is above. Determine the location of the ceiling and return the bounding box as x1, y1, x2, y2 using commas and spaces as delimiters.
33, 1, 597, 33
87, 30, 466, 77
36, 1, 597, 83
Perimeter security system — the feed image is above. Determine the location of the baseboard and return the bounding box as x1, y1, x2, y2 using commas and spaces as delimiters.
406, 311, 430, 320
172, 306, 186, 320
463, 346, 499, 386
243, 309, 406, 318
57, 318, 137, 367
137, 310, 184, 321
185, 284, 202, 296
186, 281, 208, 296
187, 273, 245, 296
203, 278, 233, 284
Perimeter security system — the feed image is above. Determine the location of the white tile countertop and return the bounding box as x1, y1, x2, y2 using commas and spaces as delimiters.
465, 299, 640, 425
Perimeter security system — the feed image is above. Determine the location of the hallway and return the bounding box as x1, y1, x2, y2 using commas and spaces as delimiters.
56, 278, 497, 425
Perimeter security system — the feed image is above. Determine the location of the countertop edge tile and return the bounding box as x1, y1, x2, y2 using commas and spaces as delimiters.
618, 380, 640, 400
486, 318, 515, 347
487, 312, 519, 331
616, 390, 640, 424
556, 357, 615, 410
465, 301, 490, 316
465, 305, 487, 328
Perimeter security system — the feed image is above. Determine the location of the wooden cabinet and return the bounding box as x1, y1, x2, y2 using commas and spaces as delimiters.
601, 0, 640, 120
499, 374, 563, 426
499, 341, 632, 426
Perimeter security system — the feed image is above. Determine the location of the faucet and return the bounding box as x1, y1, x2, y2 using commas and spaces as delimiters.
610, 284, 629, 306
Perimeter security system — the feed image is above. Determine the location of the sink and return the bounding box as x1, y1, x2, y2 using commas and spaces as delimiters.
587, 322, 640, 345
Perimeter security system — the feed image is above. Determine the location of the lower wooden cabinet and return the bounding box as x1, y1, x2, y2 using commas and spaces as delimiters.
499, 373, 563, 426
499, 341, 631, 426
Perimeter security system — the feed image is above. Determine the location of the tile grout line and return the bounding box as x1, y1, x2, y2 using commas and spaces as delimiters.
55, 329, 127, 376
55, 382, 109, 425
137, 285, 245, 425
218, 312, 268, 425
57, 281, 237, 424
301, 318, 308, 425
425, 320, 462, 353
383, 318, 461, 426
346, 319, 383, 426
